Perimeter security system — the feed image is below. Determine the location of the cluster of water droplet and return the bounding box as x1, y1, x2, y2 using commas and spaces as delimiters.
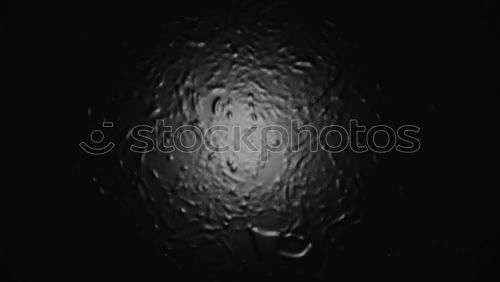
90, 9, 381, 281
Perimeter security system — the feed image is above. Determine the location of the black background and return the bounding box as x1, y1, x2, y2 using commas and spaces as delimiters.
7, 1, 496, 281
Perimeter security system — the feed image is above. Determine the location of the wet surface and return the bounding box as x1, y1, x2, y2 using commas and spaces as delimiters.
11, 1, 491, 282
88, 10, 380, 280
